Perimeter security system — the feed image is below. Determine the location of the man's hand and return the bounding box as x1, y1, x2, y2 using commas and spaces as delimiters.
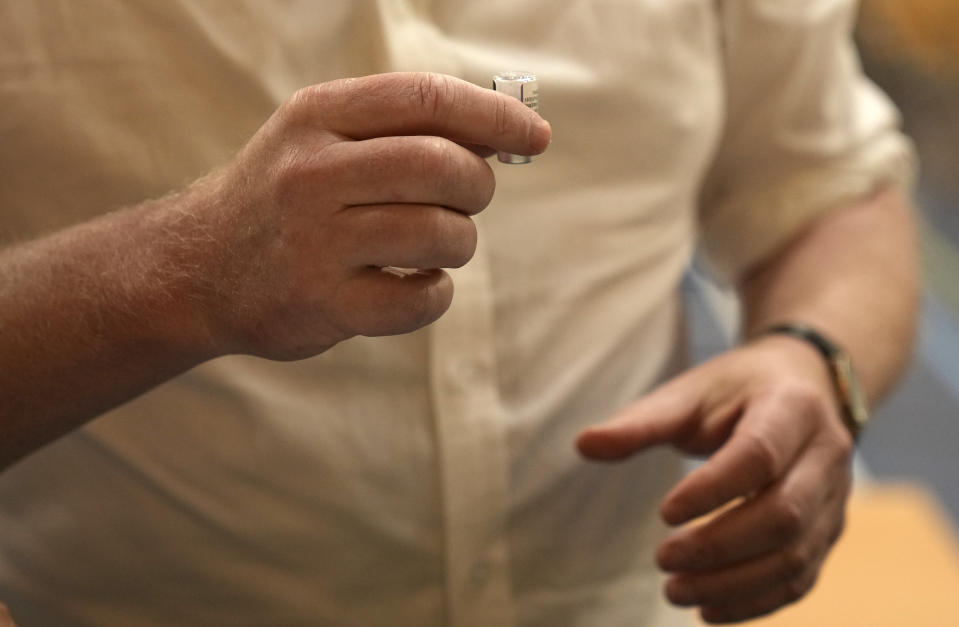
576, 335, 854, 624
0, 602, 16, 627
0, 72, 550, 466
193, 72, 551, 359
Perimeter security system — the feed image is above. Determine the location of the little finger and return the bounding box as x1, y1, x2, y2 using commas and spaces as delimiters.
332, 267, 454, 337
665, 528, 830, 609
696, 559, 822, 624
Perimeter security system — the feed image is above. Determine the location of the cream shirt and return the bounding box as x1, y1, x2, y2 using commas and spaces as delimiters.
0, 1, 912, 625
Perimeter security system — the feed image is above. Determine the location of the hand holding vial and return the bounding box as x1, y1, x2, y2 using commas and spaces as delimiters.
186, 72, 550, 361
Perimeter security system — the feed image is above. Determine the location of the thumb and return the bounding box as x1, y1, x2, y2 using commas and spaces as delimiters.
575, 375, 703, 461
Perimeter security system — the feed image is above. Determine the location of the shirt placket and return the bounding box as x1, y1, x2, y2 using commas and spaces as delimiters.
428, 232, 515, 627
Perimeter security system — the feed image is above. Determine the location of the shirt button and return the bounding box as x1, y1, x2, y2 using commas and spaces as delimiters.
469, 561, 491, 588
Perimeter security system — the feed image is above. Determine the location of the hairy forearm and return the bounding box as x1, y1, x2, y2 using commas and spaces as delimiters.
0, 186, 219, 468
0, 73, 550, 470
740, 186, 920, 403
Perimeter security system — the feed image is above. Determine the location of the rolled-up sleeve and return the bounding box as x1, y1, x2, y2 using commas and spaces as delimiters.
699, 0, 917, 283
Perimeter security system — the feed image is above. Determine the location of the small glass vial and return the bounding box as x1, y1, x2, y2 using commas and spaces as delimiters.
492, 71, 538, 164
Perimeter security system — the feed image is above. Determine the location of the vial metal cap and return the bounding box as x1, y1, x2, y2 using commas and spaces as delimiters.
492, 72, 538, 164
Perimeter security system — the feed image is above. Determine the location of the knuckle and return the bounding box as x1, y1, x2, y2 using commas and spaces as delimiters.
462, 218, 478, 262
273, 144, 305, 184
739, 431, 780, 484
418, 136, 456, 182
416, 209, 446, 244
285, 79, 356, 131
417, 138, 491, 215
270, 145, 313, 205
480, 159, 496, 204
447, 217, 478, 267
288, 84, 317, 111
688, 537, 721, 568
782, 381, 829, 418
784, 568, 817, 603
493, 93, 512, 137
412, 138, 458, 205
421, 211, 476, 268
410, 276, 453, 328
410, 72, 457, 120
286, 83, 328, 122
831, 430, 855, 462
770, 496, 805, 543
779, 544, 811, 580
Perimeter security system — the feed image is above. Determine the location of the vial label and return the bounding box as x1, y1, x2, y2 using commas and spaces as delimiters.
521, 85, 539, 112
493, 71, 538, 164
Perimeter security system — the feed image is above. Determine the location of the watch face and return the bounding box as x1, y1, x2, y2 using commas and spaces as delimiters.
835, 353, 870, 436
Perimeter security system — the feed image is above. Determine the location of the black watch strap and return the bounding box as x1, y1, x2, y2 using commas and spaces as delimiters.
766, 323, 838, 360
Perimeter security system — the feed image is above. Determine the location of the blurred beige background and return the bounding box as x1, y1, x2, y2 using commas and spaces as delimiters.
687, 2, 959, 623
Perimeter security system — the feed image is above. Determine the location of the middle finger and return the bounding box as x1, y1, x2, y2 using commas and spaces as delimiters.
326, 135, 496, 214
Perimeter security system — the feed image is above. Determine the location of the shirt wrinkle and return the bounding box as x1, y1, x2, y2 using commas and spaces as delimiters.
0, 1, 913, 625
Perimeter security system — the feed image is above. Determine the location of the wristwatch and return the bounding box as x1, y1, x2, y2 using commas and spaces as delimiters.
765, 323, 870, 440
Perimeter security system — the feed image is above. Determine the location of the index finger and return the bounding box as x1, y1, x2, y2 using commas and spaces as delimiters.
296, 72, 551, 156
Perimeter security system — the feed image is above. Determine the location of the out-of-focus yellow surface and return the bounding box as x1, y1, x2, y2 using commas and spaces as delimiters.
696, 484, 959, 626
857, 0, 959, 268
859, 0, 959, 77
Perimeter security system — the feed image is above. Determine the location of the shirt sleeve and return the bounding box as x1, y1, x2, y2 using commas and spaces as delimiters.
698, 0, 917, 283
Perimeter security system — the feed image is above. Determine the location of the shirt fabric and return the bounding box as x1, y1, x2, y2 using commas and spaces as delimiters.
0, 1, 913, 625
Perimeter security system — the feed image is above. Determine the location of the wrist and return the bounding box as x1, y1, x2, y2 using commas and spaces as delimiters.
758, 323, 869, 441
0, 194, 223, 455
122, 182, 230, 364
750, 332, 835, 393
